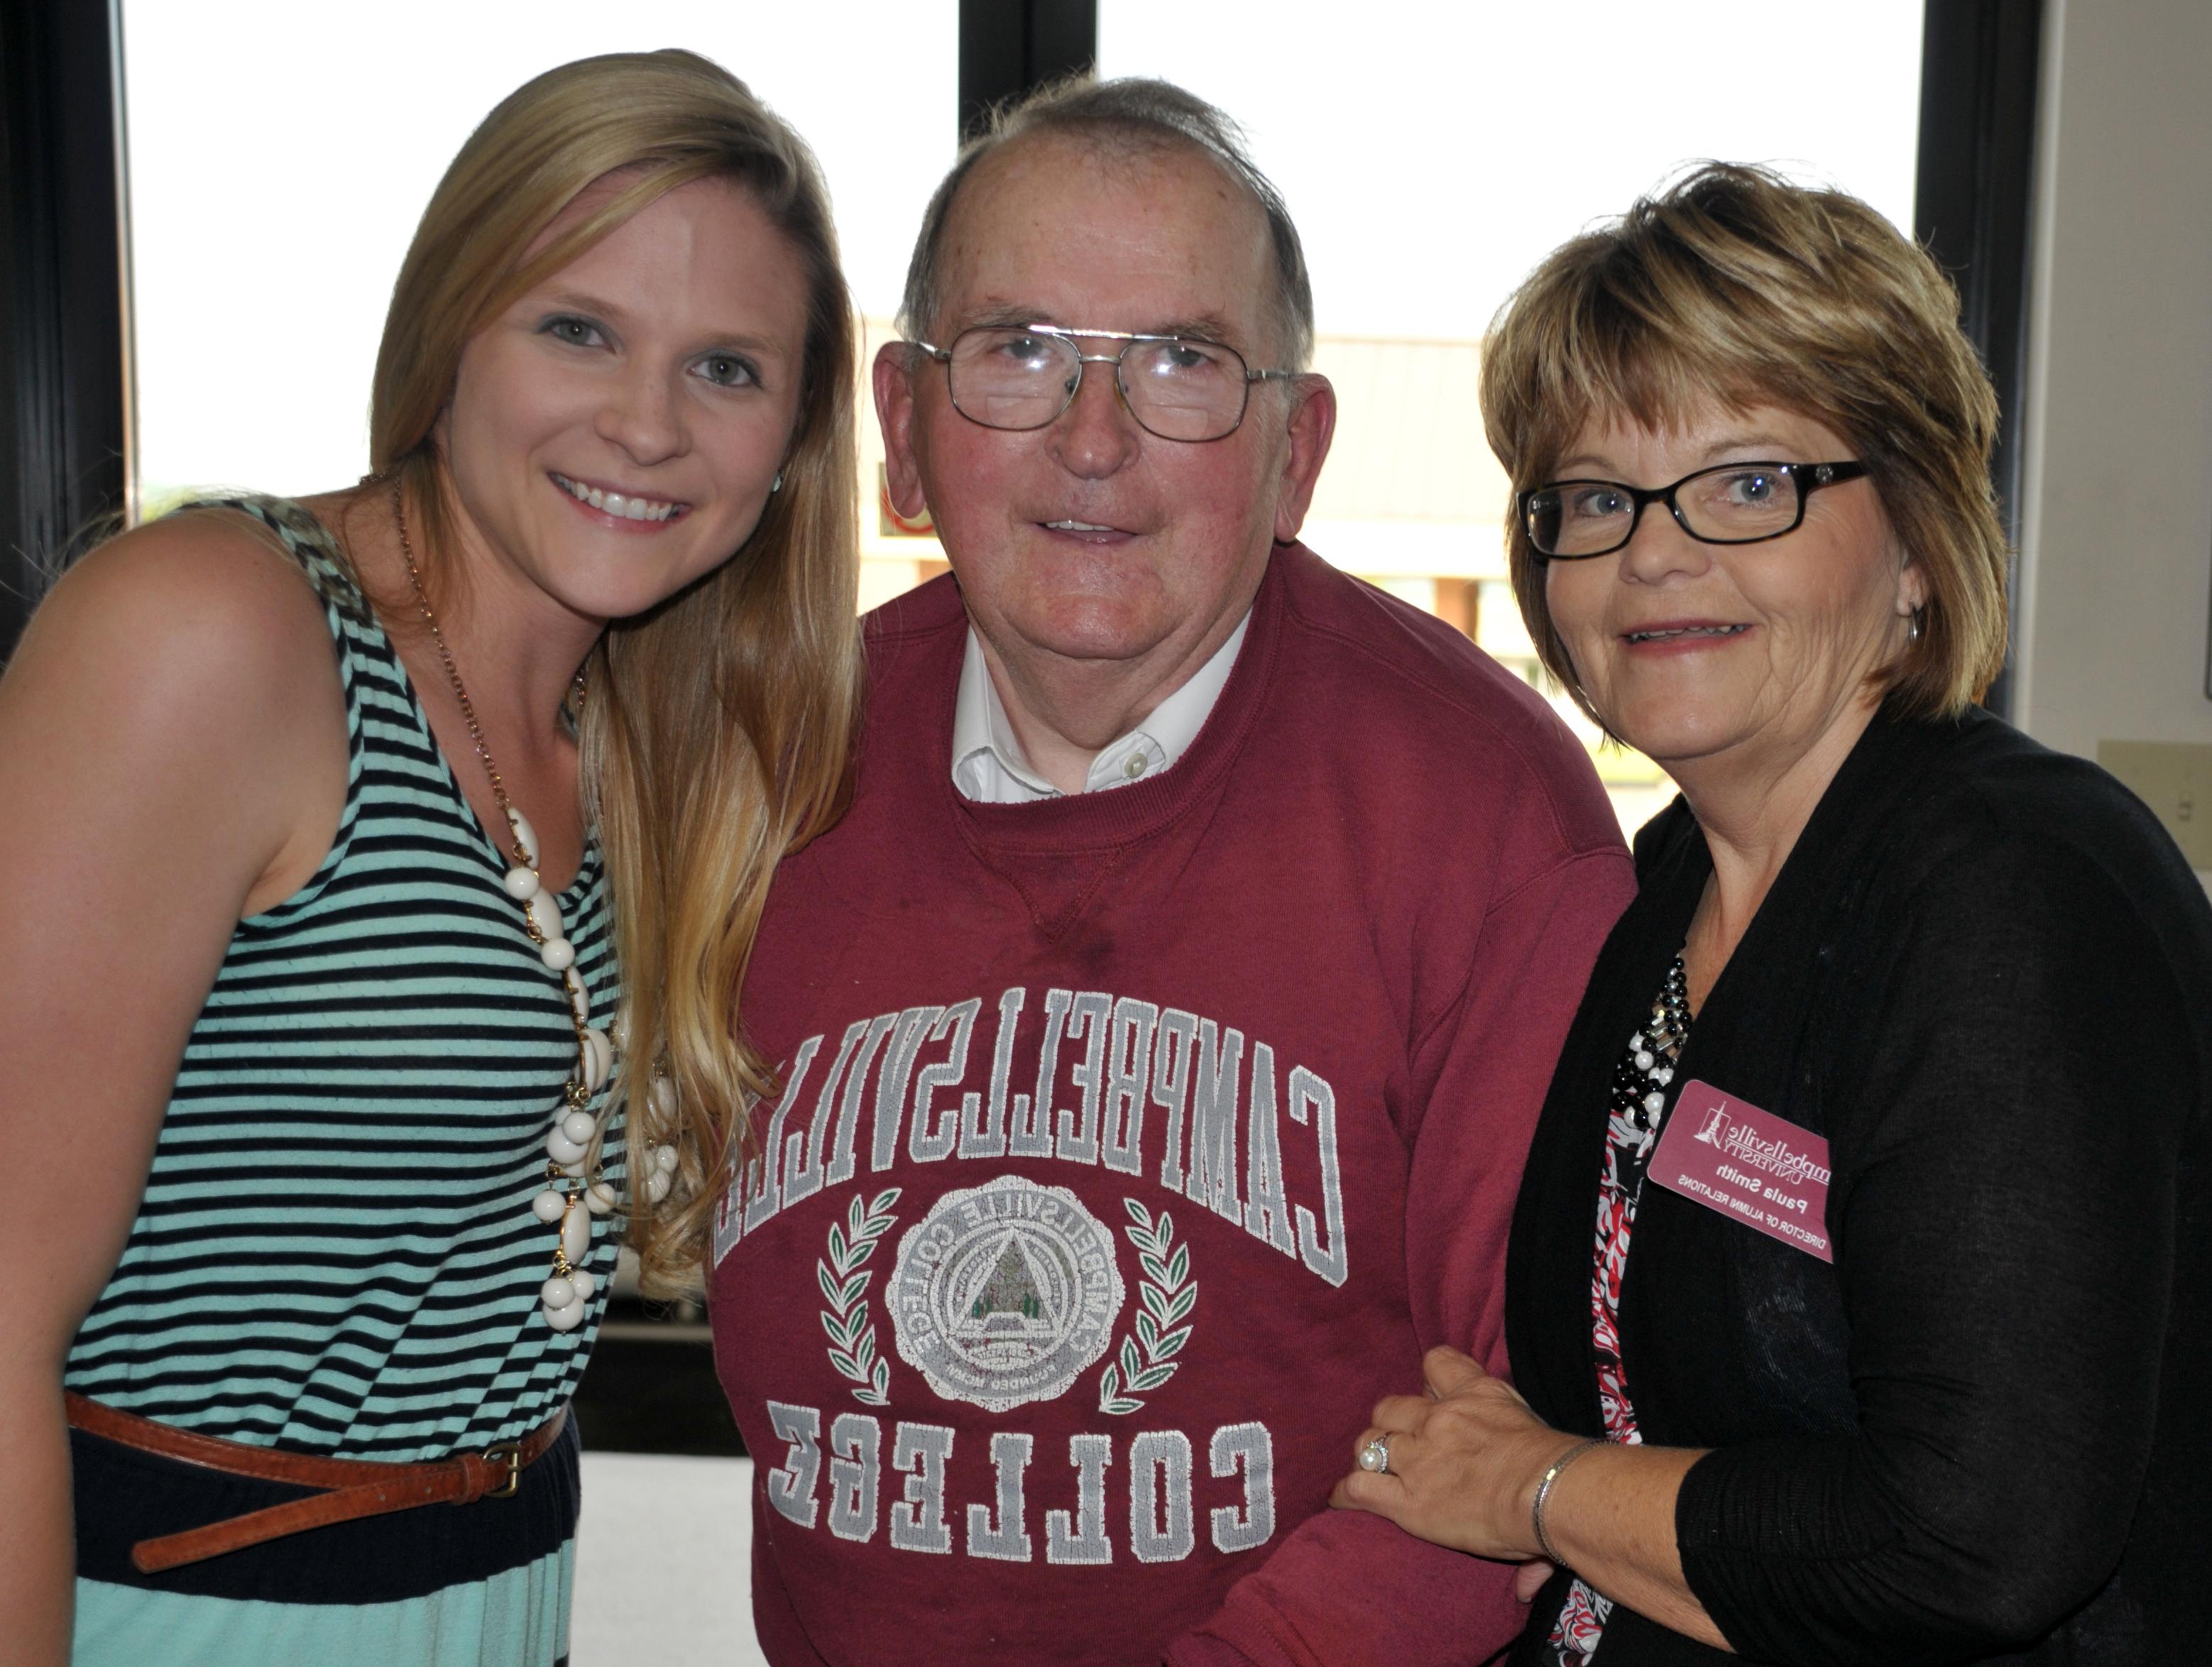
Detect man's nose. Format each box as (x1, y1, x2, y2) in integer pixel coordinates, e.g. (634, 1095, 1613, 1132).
(1046, 356, 1142, 479)
(596, 363, 687, 466)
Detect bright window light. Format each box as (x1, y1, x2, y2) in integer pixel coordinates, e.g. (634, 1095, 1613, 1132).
(121, 1, 953, 506)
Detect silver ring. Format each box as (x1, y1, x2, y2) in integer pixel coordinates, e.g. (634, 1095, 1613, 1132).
(1357, 1434, 1392, 1475)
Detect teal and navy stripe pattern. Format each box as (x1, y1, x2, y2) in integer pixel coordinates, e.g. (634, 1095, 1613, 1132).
(63, 495, 623, 1465)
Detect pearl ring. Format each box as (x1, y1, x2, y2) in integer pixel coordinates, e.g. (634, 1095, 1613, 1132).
(1358, 1434, 1392, 1475)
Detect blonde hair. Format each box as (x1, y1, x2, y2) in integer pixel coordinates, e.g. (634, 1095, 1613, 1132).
(1480, 162, 2009, 726)
(371, 50, 860, 1291)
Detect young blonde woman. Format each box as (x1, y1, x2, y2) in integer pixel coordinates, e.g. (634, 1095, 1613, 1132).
(0, 50, 858, 1666)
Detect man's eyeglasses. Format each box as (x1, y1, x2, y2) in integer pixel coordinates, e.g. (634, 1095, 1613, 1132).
(911, 324, 1298, 443)
(1519, 460, 1871, 561)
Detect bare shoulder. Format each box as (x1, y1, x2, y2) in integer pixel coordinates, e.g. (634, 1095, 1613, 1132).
(46, 504, 334, 640)
(16, 507, 341, 732)
(4, 506, 353, 910)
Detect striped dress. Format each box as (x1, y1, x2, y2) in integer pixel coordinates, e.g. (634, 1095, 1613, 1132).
(62, 496, 622, 1666)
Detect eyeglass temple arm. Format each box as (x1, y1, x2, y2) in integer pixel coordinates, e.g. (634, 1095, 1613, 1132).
(1802, 460, 1869, 492)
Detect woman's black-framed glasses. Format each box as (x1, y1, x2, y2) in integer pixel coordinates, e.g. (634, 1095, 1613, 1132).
(913, 324, 1299, 443)
(1519, 460, 1871, 561)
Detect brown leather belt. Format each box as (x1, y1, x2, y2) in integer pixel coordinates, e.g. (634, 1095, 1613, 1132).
(65, 1392, 569, 1573)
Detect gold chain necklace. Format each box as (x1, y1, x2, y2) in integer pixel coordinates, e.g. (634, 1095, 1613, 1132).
(390, 482, 677, 1330)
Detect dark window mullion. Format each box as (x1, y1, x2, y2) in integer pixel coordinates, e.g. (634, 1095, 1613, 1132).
(0, 0, 131, 661)
(958, 0, 1098, 144)
(1915, 0, 2044, 716)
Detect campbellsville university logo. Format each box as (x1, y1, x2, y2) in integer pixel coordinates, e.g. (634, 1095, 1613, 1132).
(1693, 1104, 1832, 1188)
(888, 1176, 1126, 1414)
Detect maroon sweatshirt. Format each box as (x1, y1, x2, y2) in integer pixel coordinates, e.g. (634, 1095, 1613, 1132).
(707, 545, 1633, 1666)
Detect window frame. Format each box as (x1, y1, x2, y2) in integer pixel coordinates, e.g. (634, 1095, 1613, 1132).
(0, 2, 2041, 670)
(1914, 0, 2044, 717)
(0, 0, 133, 658)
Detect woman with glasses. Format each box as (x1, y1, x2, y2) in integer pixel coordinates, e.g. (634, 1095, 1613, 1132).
(1332, 163, 2210, 1663)
(0, 51, 858, 1666)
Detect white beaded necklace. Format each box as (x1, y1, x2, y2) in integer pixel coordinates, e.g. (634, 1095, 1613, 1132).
(1622, 956, 1691, 1157)
(395, 486, 677, 1330)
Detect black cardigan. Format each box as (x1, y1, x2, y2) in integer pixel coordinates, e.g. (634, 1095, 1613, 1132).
(1504, 706, 2212, 1666)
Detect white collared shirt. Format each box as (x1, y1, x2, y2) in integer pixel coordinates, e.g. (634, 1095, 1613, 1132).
(950, 614, 1251, 803)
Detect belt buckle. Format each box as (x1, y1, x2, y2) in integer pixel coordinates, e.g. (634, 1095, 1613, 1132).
(481, 1443, 522, 1499)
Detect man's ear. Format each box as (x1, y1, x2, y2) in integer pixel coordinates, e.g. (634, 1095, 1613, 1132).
(1271, 374, 1337, 545)
(873, 341, 929, 518)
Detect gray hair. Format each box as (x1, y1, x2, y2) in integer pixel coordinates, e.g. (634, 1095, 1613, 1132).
(897, 76, 1315, 371)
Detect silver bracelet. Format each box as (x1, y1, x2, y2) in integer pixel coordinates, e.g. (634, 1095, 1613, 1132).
(1531, 1438, 1604, 1566)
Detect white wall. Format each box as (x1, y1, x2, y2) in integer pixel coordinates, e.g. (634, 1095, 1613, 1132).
(2013, 0, 2212, 768)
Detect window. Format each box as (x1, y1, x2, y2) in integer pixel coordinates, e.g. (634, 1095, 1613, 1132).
(1100, 0, 1924, 835)
(122, 4, 954, 518)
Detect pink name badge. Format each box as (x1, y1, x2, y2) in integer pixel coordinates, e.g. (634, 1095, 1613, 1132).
(1647, 1081, 1834, 1262)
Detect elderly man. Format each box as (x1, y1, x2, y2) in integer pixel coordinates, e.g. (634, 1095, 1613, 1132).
(704, 78, 1633, 1666)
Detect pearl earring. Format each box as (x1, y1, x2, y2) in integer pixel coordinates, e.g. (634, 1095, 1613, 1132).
(770, 471, 784, 494)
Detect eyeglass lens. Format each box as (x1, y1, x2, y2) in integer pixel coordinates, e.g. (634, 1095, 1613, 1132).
(947, 328, 1249, 442)
(1526, 465, 1808, 557)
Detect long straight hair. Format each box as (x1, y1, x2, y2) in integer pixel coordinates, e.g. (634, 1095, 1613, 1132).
(370, 50, 860, 1291)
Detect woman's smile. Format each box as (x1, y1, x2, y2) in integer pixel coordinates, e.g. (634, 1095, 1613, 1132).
(549, 470, 689, 526)
(1618, 619, 1753, 652)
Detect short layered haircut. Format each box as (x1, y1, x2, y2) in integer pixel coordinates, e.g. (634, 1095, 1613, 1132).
(898, 75, 1315, 370)
(1480, 162, 2009, 723)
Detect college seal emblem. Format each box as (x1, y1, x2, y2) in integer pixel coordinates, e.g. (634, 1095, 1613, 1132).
(888, 1176, 1126, 1413)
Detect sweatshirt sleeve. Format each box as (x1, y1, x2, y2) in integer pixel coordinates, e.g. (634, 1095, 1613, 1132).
(1675, 834, 2194, 1664)
(1166, 845, 1636, 1667)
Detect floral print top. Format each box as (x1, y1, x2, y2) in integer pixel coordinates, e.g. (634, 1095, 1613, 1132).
(1543, 955, 1691, 1665)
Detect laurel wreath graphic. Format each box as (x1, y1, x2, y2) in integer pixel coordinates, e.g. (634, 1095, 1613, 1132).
(818, 1187, 902, 1406)
(1097, 1198, 1196, 1414)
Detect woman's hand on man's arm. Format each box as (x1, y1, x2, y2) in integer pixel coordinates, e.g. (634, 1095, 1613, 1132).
(1328, 1345, 1568, 1559)
(1330, 1347, 1729, 1651)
